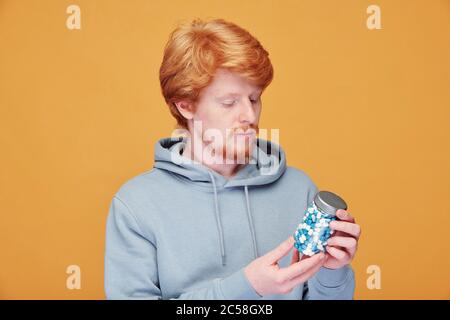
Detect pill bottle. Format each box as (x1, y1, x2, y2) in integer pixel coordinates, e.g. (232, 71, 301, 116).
(294, 191, 347, 256)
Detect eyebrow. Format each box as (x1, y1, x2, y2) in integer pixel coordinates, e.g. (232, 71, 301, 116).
(216, 91, 262, 100)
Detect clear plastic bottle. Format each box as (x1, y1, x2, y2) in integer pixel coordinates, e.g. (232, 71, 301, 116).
(294, 191, 348, 256)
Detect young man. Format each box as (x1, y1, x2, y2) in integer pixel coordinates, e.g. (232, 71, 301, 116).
(104, 18, 361, 299)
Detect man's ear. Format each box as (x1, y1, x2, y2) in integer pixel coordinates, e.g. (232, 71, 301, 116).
(174, 100, 195, 120)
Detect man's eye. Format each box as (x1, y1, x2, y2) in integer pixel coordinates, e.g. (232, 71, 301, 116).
(222, 100, 236, 107)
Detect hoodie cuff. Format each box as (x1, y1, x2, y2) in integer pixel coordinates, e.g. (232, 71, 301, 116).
(314, 265, 353, 288)
(219, 268, 263, 300)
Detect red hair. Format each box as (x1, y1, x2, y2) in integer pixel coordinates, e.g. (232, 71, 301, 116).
(159, 18, 274, 129)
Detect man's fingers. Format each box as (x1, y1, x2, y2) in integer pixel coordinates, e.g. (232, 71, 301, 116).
(264, 236, 295, 264)
(290, 248, 300, 265)
(329, 220, 361, 239)
(278, 252, 325, 281)
(326, 245, 351, 262)
(327, 236, 358, 255)
(336, 209, 355, 223)
(287, 258, 325, 289)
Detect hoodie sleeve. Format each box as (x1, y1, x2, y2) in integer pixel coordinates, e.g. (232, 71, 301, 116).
(303, 265, 355, 300)
(104, 196, 263, 300)
(302, 178, 356, 300)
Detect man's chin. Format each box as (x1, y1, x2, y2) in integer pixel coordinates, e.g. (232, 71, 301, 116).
(223, 147, 254, 164)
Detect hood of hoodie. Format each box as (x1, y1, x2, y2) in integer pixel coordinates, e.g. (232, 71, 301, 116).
(153, 136, 287, 266)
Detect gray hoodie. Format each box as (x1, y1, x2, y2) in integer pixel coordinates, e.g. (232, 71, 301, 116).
(104, 136, 355, 299)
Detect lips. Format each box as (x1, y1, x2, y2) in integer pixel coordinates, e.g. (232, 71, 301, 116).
(233, 128, 257, 136)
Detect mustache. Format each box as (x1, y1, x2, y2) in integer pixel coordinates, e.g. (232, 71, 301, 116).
(232, 125, 259, 134)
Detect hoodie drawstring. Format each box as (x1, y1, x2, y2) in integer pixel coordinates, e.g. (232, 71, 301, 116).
(207, 171, 226, 266)
(244, 185, 259, 259)
(207, 171, 259, 267)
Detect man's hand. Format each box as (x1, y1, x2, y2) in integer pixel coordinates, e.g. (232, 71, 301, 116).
(244, 236, 325, 296)
(324, 209, 361, 269)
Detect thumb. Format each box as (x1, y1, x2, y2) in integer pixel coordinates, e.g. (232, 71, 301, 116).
(264, 236, 295, 264)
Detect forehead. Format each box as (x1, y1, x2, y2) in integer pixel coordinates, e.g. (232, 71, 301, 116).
(202, 68, 262, 97)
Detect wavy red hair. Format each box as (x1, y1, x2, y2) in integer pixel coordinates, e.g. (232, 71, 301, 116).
(159, 18, 274, 129)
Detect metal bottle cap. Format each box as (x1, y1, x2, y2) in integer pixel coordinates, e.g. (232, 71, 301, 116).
(313, 191, 348, 216)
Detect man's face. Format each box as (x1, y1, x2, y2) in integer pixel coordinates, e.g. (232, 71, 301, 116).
(189, 68, 262, 164)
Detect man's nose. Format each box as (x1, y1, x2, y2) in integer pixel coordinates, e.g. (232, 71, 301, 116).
(238, 98, 257, 124)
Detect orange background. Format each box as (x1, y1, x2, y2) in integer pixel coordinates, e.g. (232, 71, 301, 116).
(1, 0, 449, 299)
